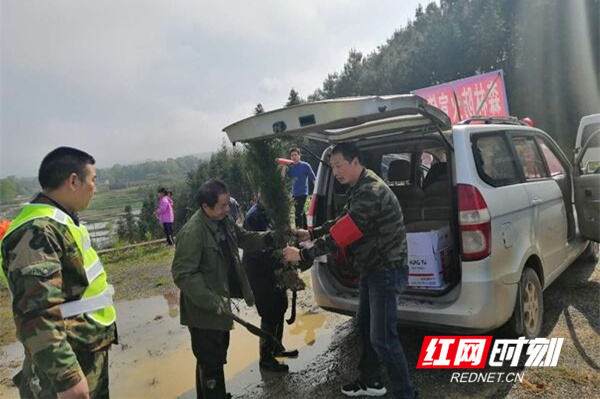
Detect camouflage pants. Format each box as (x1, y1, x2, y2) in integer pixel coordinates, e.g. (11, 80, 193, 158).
(14, 349, 109, 399)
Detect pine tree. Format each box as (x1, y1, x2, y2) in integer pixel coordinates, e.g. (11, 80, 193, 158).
(137, 191, 162, 239)
(245, 138, 306, 291)
(253, 103, 264, 115)
(245, 104, 307, 290)
(286, 88, 302, 107)
(117, 205, 138, 243)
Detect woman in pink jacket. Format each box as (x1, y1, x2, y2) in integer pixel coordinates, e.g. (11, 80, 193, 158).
(156, 187, 175, 246)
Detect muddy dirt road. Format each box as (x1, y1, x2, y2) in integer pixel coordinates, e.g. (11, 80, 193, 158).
(0, 284, 348, 399)
(1, 253, 598, 399)
(230, 255, 599, 399)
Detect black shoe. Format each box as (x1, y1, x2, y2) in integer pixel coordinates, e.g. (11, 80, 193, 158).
(274, 348, 299, 358)
(259, 358, 289, 372)
(341, 379, 387, 397)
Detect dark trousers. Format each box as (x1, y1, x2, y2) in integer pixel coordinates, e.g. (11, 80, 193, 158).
(188, 327, 230, 399)
(163, 222, 174, 245)
(254, 290, 287, 325)
(293, 195, 307, 229)
(16, 349, 109, 399)
(243, 253, 288, 326)
(255, 290, 288, 361)
(244, 253, 288, 359)
(356, 267, 416, 399)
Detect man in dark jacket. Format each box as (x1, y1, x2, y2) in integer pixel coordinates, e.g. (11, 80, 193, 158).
(283, 142, 417, 399)
(242, 199, 298, 373)
(172, 179, 272, 399)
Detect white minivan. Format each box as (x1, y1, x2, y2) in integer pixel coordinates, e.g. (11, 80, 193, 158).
(223, 95, 600, 338)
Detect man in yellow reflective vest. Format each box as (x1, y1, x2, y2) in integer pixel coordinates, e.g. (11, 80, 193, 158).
(0, 147, 117, 399)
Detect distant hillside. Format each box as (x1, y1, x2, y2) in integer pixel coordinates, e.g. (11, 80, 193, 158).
(189, 152, 212, 161)
(96, 155, 201, 189)
(0, 154, 203, 204)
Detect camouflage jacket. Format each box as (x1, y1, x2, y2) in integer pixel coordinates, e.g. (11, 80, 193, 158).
(0, 194, 116, 393)
(301, 168, 407, 272)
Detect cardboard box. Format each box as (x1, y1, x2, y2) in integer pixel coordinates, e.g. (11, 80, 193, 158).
(406, 221, 452, 254)
(406, 221, 453, 288)
(408, 247, 453, 287)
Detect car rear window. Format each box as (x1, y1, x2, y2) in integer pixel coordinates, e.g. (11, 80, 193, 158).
(472, 134, 520, 186)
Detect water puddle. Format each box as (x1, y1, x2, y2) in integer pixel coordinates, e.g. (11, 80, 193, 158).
(288, 310, 327, 346)
(0, 293, 341, 399)
(177, 308, 333, 399)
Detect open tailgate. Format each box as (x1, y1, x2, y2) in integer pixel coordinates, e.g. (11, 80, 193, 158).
(222, 94, 451, 143)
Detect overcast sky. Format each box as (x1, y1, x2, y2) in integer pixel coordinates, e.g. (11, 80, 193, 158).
(1, 0, 423, 177)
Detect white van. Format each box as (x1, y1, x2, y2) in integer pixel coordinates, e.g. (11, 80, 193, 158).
(223, 95, 600, 338)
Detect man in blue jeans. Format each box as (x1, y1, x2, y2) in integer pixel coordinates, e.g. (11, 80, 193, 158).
(283, 142, 416, 399)
(285, 147, 316, 229)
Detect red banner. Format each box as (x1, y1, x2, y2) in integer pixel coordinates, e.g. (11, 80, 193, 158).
(412, 70, 509, 125)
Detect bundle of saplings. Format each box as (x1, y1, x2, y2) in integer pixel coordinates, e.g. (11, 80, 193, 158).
(245, 138, 311, 293)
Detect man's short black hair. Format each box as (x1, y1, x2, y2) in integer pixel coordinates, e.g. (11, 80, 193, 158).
(38, 147, 96, 190)
(289, 147, 301, 156)
(330, 142, 361, 164)
(197, 179, 229, 208)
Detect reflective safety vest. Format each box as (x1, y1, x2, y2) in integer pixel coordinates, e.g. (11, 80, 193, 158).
(0, 204, 116, 326)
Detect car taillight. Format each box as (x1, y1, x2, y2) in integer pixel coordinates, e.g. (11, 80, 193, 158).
(307, 195, 317, 231)
(457, 184, 491, 261)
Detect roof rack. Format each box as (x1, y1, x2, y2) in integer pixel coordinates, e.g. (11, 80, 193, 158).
(456, 116, 526, 126)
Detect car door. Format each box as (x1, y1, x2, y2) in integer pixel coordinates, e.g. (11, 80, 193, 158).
(535, 134, 576, 241)
(574, 129, 600, 242)
(510, 132, 568, 277)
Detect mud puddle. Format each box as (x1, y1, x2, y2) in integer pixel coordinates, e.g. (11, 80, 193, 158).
(0, 292, 345, 399)
(178, 308, 339, 399)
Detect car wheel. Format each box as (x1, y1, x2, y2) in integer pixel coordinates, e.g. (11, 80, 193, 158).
(582, 241, 599, 263)
(502, 267, 543, 339)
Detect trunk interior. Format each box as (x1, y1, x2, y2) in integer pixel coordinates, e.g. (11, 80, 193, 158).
(314, 135, 461, 297)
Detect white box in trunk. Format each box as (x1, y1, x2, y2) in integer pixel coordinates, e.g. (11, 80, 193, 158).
(406, 221, 453, 288)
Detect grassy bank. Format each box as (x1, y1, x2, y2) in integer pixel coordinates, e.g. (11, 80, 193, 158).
(103, 245, 177, 301)
(0, 244, 175, 348)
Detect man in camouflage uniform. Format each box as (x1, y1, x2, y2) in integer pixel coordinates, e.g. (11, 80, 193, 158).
(283, 142, 417, 399)
(0, 147, 117, 399)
